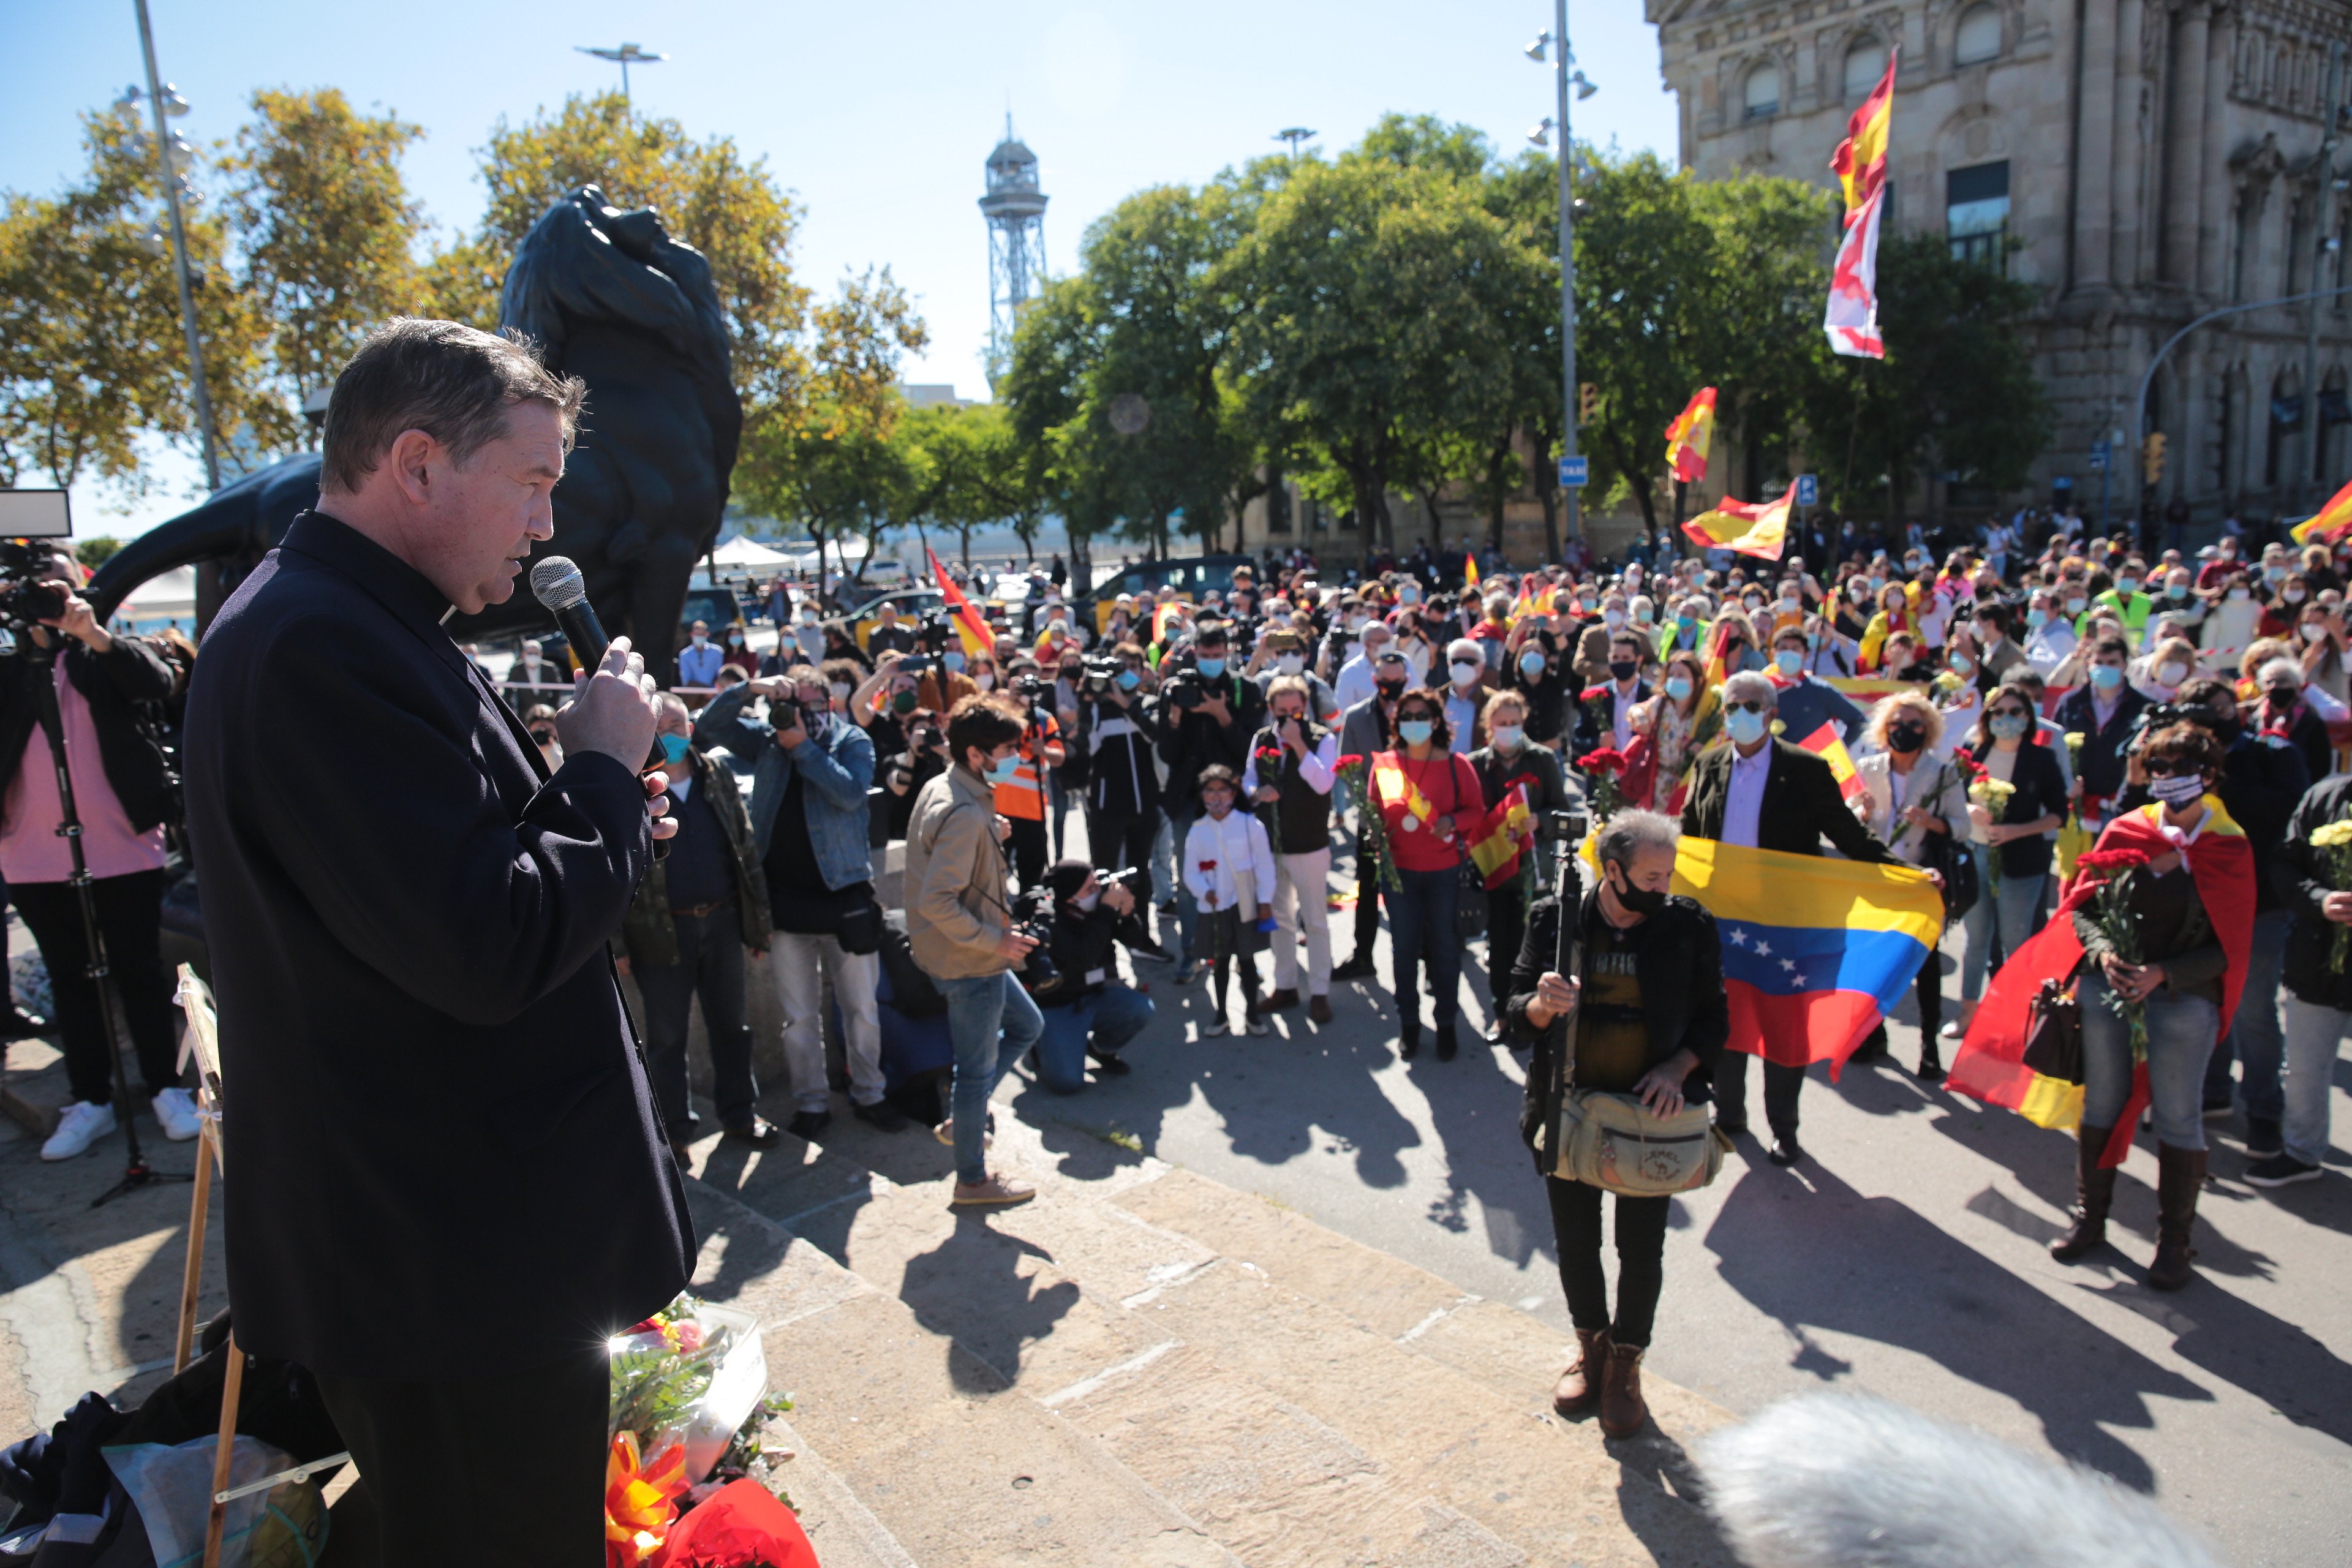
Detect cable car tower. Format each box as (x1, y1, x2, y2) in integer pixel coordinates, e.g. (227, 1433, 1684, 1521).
(979, 118, 1049, 389)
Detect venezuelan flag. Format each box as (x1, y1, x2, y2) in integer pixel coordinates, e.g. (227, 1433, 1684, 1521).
(927, 547, 995, 659)
(1594, 836, 1942, 1072)
(1664, 387, 1717, 484)
(1683, 488, 1793, 560)
(2290, 477, 2352, 546)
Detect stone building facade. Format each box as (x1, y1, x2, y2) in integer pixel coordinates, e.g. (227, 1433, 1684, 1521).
(1651, 0, 2352, 527)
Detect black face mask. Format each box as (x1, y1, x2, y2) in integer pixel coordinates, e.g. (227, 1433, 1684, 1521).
(1609, 660, 1638, 682)
(1376, 676, 1406, 698)
(1608, 865, 1668, 916)
(2210, 717, 2242, 744)
(1886, 722, 1926, 755)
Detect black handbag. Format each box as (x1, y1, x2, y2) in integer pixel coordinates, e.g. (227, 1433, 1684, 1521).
(1435, 755, 1489, 942)
(2020, 976, 2083, 1082)
(1913, 763, 1979, 924)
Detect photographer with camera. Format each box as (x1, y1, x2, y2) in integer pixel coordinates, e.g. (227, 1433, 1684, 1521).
(696, 662, 907, 1139)
(1074, 642, 1161, 880)
(992, 657, 1066, 888)
(1156, 621, 1265, 981)
(1, 548, 190, 1161)
(904, 695, 1045, 1208)
(1030, 859, 1156, 1088)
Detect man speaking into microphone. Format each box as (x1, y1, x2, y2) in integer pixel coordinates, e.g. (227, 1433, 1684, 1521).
(184, 319, 692, 1564)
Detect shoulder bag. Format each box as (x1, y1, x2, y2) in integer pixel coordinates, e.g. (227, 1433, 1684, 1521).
(2019, 976, 2083, 1085)
(1912, 761, 1979, 925)
(1444, 755, 1488, 942)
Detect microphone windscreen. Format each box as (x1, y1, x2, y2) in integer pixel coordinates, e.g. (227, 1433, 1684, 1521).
(529, 556, 587, 612)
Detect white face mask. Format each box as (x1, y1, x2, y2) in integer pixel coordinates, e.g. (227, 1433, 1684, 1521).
(2157, 662, 2188, 686)
(974, 672, 997, 691)
(2302, 621, 2328, 643)
(1450, 660, 1482, 688)
(1074, 889, 1102, 913)
(829, 681, 852, 701)
(691, 633, 709, 647)
(1276, 653, 1305, 676)
(1602, 609, 1624, 630)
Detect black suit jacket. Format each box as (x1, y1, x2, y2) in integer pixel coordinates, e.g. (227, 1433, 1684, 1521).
(184, 512, 692, 1379)
(1680, 739, 1898, 864)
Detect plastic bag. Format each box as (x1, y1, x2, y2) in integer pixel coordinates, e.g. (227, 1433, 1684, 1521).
(101, 1438, 328, 1568)
(610, 1298, 768, 1485)
(2054, 809, 2094, 887)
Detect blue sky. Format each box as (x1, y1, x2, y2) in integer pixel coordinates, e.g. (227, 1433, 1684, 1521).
(4, 1, 1681, 536)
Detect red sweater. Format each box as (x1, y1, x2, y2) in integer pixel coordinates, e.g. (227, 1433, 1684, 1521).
(1376, 750, 1482, 873)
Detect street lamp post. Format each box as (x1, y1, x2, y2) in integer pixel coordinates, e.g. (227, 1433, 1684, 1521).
(2301, 42, 2345, 509)
(130, 0, 219, 494)
(576, 42, 666, 105)
(1528, 6, 1594, 546)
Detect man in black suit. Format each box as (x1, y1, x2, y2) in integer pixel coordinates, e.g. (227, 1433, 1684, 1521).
(1680, 669, 1905, 1166)
(184, 320, 692, 1565)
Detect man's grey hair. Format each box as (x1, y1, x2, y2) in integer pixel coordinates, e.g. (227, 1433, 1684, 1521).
(1447, 638, 1482, 663)
(2259, 657, 2305, 688)
(320, 318, 587, 494)
(1594, 808, 1681, 872)
(650, 692, 690, 728)
(1723, 669, 1777, 707)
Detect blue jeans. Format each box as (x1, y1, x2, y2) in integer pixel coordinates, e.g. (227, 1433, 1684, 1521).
(2204, 908, 2290, 1120)
(1387, 862, 1463, 1030)
(2080, 970, 2220, 1152)
(1961, 847, 2046, 1002)
(936, 971, 1044, 1184)
(1164, 802, 1202, 965)
(2280, 995, 2348, 1165)
(1035, 983, 1155, 1093)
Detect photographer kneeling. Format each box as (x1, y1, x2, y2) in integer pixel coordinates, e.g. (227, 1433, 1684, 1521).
(0, 551, 189, 1161)
(1503, 809, 1726, 1439)
(1032, 859, 1156, 1090)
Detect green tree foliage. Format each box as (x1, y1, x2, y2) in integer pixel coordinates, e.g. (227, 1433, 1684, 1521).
(220, 88, 426, 451)
(0, 110, 271, 494)
(75, 536, 123, 569)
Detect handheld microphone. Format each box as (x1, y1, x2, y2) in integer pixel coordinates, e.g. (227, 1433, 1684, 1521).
(528, 556, 608, 673)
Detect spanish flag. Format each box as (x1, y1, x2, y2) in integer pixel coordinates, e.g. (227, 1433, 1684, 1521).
(2290, 476, 2352, 545)
(1831, 48, 1897, 221)
(1468, 783, 1535, 889)
(1683, 488, 1793, 560)
(1664, 387, 1717, 484)
(1464, 551, 1480, 588)
(1371, 750, 1438, 830)
(1826, 677, 1915, 709)
(927, 547, 994, 660)
(1949, 802, 2255, 1169)
(1793, 722, 1867, 805)
(1587, 834, 1943, 1072)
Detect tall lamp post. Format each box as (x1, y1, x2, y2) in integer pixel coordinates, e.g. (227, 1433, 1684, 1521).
(127, 0, 219, 494)
(2300, 42, 2345, 509)
(1527, 9, 1597, 546)
(576, 42, 666, 105)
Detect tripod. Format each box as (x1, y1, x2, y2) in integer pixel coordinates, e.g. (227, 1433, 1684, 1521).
(16, 629, 190, 1207)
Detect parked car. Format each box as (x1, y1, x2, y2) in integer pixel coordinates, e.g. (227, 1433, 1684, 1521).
(1087, 554, 1253, 633)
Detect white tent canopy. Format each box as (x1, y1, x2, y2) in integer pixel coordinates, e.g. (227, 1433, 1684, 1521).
(709, 537, 793, 568)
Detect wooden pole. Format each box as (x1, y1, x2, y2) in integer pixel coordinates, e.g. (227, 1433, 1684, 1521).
(203, 1330, 245, 1568)
(171, 1123, 213, 1374)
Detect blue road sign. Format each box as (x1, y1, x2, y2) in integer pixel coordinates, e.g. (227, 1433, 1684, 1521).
(2087, 444, 2110, 471)
(1794, 473, 1819, 507)
(1558, 455, 1589, 488)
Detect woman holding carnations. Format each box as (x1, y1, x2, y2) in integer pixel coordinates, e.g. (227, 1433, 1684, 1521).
(2053, 720, 2255, 1290)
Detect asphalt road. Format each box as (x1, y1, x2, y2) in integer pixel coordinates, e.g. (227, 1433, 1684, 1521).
(993, 835, 2352, 1568)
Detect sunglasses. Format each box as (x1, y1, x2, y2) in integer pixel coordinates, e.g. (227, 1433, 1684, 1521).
(1725, 699, 1767, 715)
(2141, 759, 2197, 777)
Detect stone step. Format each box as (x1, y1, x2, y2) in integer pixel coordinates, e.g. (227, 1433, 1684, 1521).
(685, 1107, 1737, 1567)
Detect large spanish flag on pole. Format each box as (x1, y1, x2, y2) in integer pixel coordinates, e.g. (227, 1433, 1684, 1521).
(1664, 387, 1717, 484)
(2290, 475, 2352, 545)
(927, 546, 995, 659)
(1683, 488, 1794, 560)
(1831, 49, 1896, 219)
(1824, 187, 1887, 360)
(1589, 835, 1943, 1073)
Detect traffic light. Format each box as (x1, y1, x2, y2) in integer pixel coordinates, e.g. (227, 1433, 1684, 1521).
(2142, 432, 2166, 485)
(1578, 382, 1599, 428)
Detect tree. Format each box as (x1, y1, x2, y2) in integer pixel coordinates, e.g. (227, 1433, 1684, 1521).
(75, 536, 123, 569)
(220, 88, 425, 451)
(0, 108, 270, 495)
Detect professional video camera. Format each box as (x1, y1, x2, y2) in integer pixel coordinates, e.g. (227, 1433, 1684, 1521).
(1160, 670, 1205, 710)
(1012, 671, 1047, 707)
(1080, 654, 1121, 696)
(1009, 886, 1066, 1000)
(0, 540, 70, 633)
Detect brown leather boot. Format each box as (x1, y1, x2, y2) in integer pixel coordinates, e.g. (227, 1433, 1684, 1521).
(1552, 1328, 1607, 1416)
(1598, 1339, 1648, 1439)
(2048, 1124, 2117, 1262)
(2148, 1142, 2207, 1291)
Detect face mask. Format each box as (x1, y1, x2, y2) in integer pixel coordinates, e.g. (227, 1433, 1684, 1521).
(691, 633, 709, 647)
(1852, 584, 1872, 602)
(2267, 687, 2299, 709)
(2149, 771, 2204, 806)
(1603, 609, 1624, 630)
(1724, 706, 1767, 746)
(1197, 657, 1229, 680)
(2116, 578, 2139, 595)
(2026, 609, 2047, 630)
(1349, 615, 1371, 634)
(984, 752, 1022, 785)
(1868, 578, 1887, 594)
(1376, 675, 1406, 698)
(2230, 587, 2251, 602)
(944, 650, 966, 673)
(1518, 650, 1548, 677)
(1398, 718, 1436, 747)
(2090, 663, 2124, 690)
(974, 672, 997, 690)
(1277, 653, 1305, 676)
(1779, 595, 1799, 613)
(1665, 674, 1693, 701)
(2166, 584, 2188, 600)
(1451, 660, 1483, 688)
(728, 632, 744, 646)
(2286, 589, 2307, 603)
(1774, 649, 1803, 675)
(659, 733, 692, 764)
(1398, 586, 1420, 605)
(1677, 614, 1697, 633)
(799, 611, 818, 625)
(829, 681, 852, 701)
(1634, 607, 1654, 624)
(2302, 621, 2328, 643)
(1610, 658, 1639, 682)
(1949, 654, 1972, 674)
(1608, 866, 1669, 916)
(2067, 596, 2088, 614)
(1074, 889, 1102, 913)
(2156, 662, 2187, 686)
(1743, 597, 1765, 612)
(2266, 566, 2288, 583)
(891, 690, 919, 714)
(1988, 712, 2030, 741)
(2211, 717, 2242, 743)
(1887, 720, 1926, 755)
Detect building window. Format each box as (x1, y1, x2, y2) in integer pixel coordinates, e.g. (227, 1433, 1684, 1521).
(1954, 4, 2002, 67)
(1947, 160, 2011, 269)
(1743, 64, 1779, 119)
(1844, 36, 1890, 100)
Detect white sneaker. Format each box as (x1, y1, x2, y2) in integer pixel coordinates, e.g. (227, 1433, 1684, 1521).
(1245, 1014, 1270, 1037)
(1203, 1016, 1230, 1038)
(152, 1087, 200, 1142)
(40, 1100, 116, 1162)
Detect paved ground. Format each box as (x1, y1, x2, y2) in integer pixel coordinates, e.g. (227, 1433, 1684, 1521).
(997, 886, 2352, 1568)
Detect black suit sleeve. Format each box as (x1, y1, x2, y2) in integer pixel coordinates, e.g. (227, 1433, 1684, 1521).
(245, 613, 652, 1027)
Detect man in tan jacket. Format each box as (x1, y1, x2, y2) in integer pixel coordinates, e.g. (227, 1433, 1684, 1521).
(904, 695, 1044, 1207)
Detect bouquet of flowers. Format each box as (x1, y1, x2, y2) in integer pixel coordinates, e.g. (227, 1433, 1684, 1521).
(2074, 846, 2151, 1058)
(1335, 754, 1401, 892)
(1955, 748, 2016, 891)
(2310, 818, 2352, 968)
(2055, 731, 2094, 882)
(1575, 747, 1629, 823)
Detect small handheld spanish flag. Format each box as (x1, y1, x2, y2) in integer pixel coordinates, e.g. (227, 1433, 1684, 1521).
(1464, 551, 1480, 589)
(1663, 388, 1716, 484)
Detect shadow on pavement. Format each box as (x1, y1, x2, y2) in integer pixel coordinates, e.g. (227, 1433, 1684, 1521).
(898, 1215, 1079, 1391)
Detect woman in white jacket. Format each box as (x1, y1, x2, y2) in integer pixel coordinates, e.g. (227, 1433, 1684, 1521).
(1849, 691, 1972, 1079)
(1183, 764, 1276, 1037)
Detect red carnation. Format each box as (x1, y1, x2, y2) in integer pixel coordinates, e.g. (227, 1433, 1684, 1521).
(1576, 748, 1629, 776)
(1336, 753, 1365, 769)
(2073, 848, 2150, 876)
